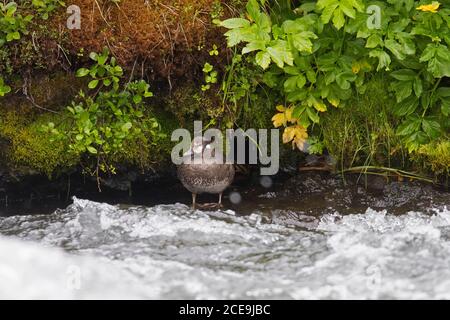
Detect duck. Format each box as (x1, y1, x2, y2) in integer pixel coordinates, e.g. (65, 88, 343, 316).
(177, 136, 235, 209)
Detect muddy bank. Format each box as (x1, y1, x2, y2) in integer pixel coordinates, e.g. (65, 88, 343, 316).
(1, 167, 448, 218)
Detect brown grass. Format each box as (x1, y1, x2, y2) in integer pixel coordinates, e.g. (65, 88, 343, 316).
(65, 0, 226, 81)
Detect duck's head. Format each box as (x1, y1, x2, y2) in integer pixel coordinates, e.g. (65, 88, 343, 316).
(183, 136, 215, 160)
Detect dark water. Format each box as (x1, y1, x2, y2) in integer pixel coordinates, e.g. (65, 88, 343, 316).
(0, 173, 449, 299)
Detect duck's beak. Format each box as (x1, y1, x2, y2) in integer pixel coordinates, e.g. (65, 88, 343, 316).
(183, 149, 193, 157)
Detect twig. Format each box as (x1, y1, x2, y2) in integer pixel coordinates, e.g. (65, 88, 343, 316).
(22, 76, 60, 114)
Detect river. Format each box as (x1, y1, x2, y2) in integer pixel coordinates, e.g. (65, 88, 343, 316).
(0, 174, 449, 299)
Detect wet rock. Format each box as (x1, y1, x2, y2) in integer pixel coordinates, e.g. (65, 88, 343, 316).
(282, 172, 344, 195)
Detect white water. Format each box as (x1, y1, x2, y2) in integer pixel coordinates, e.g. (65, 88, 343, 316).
(1, 197, 450, 299)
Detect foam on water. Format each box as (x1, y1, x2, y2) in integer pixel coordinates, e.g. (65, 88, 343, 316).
(0, 197, 449, 299)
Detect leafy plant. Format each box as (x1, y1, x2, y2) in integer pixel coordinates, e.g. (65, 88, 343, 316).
(76, 48, 124, 91)
(32, 0, 65, 20)
(201, 62, 218, 91)
(44, 49, 161, 189)
(0, 76, 11, 97)
(0, 2, 33, 46)
(220, 0, 450, 154)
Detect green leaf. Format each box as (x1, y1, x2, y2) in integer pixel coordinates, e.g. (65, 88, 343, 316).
(202, 63, 213, 73)
(336, 72, 357, 90)
(390, 80, 413, 102)
(340, 0, 356, 18)
(393, 96, 418, 116)
(282, 20, 305, 34)
(422, 119, 441, 139)
(284, 76, 299, 92)
(306, 70, 317, 84)
(88, 79, 99, 89)
(404, 131, 429, 152)
(291, 31, 317, 53)
(246, 0, 260, 22)
(122, 122, 132, 131)
(284, 74, 306, 92)
(385, 39, 406, 60)
(332, 7, 346, 30)
(366, 34, 383, 49)
(413, 78, 423, 97)
(436, 87, 450, 98)
(255, 51, 271, 70)
(306, 107, 320, 123)
(220, 18, 250, 29)
(284, 66, 300, 75)
(87, 146, 98, 154)
(369, 49, 391, 71)
(287, 89, 308, 102)
(133, 95, 142, 104)
(319, 1, 339, 24)
(296, 74, 307, 88)
(76, 68, 90, 77)
(441, 99, 450, 116)
(292, 105, 306, 119)
(419, 44, 450, 78)
(89, 52, 98, 61)
(267, 41, 294, 68)
(390, 69, 416, 81)
(397, 117, 421, 136)
(242, 40, 266, 54)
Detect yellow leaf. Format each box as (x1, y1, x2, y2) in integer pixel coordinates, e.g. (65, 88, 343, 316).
(314, 100, 327, 112)
(306, 95, 327, 112)
(416, 1, 440, 13)
(282, 125, 308, 150)
(352, 61, 361, 74)
(272, 113, 286, 128)
(272, 106, 295, 127)
(328, 97, 340, 107)
(276, 105, 286, 112)
(283, 126, 296, 143)
(285, 107, 294, 122)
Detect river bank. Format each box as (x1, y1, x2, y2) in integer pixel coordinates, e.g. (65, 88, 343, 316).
(1, 167, 448, 218)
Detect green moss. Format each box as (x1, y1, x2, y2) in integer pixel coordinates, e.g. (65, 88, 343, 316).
(163, 83, 221, 126)
(412, 139, 450, 177)
(110, 109, 177, 172)
(0, 107, 178, 177)
(0, 112, 78, 177)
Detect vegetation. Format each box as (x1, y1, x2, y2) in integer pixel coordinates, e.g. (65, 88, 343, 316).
(0, 0, 448, 188)
(219, 0, 449, 182)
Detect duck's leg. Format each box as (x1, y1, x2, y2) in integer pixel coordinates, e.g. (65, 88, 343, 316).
(192, 193, 197, 209)
(218, 193, 223, 208)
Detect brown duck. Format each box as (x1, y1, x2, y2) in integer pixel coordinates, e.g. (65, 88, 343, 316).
(177, 136, 235, 209)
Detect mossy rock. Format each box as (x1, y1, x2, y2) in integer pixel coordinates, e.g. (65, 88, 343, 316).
(0, 111, 78, 177)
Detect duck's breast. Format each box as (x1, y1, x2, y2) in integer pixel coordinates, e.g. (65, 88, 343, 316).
(177, 163, 235, 194)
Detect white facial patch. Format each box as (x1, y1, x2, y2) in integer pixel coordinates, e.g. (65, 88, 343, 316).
(193, 145, 203, 154)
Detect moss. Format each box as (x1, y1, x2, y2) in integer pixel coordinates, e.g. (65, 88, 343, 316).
(0, 107, 179, 177)
(109, 110, 178, 172)
(0, 112, 78, 177)
(412, 139, 450, 178)
(162, 83, 222, 126)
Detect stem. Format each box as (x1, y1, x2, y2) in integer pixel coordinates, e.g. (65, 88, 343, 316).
(422, 78, 441, 117)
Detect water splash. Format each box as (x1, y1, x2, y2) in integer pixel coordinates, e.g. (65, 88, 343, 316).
(0, 197, 449, 299)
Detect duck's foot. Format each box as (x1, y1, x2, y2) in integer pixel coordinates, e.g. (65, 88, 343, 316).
(195, 202, 222, 210)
